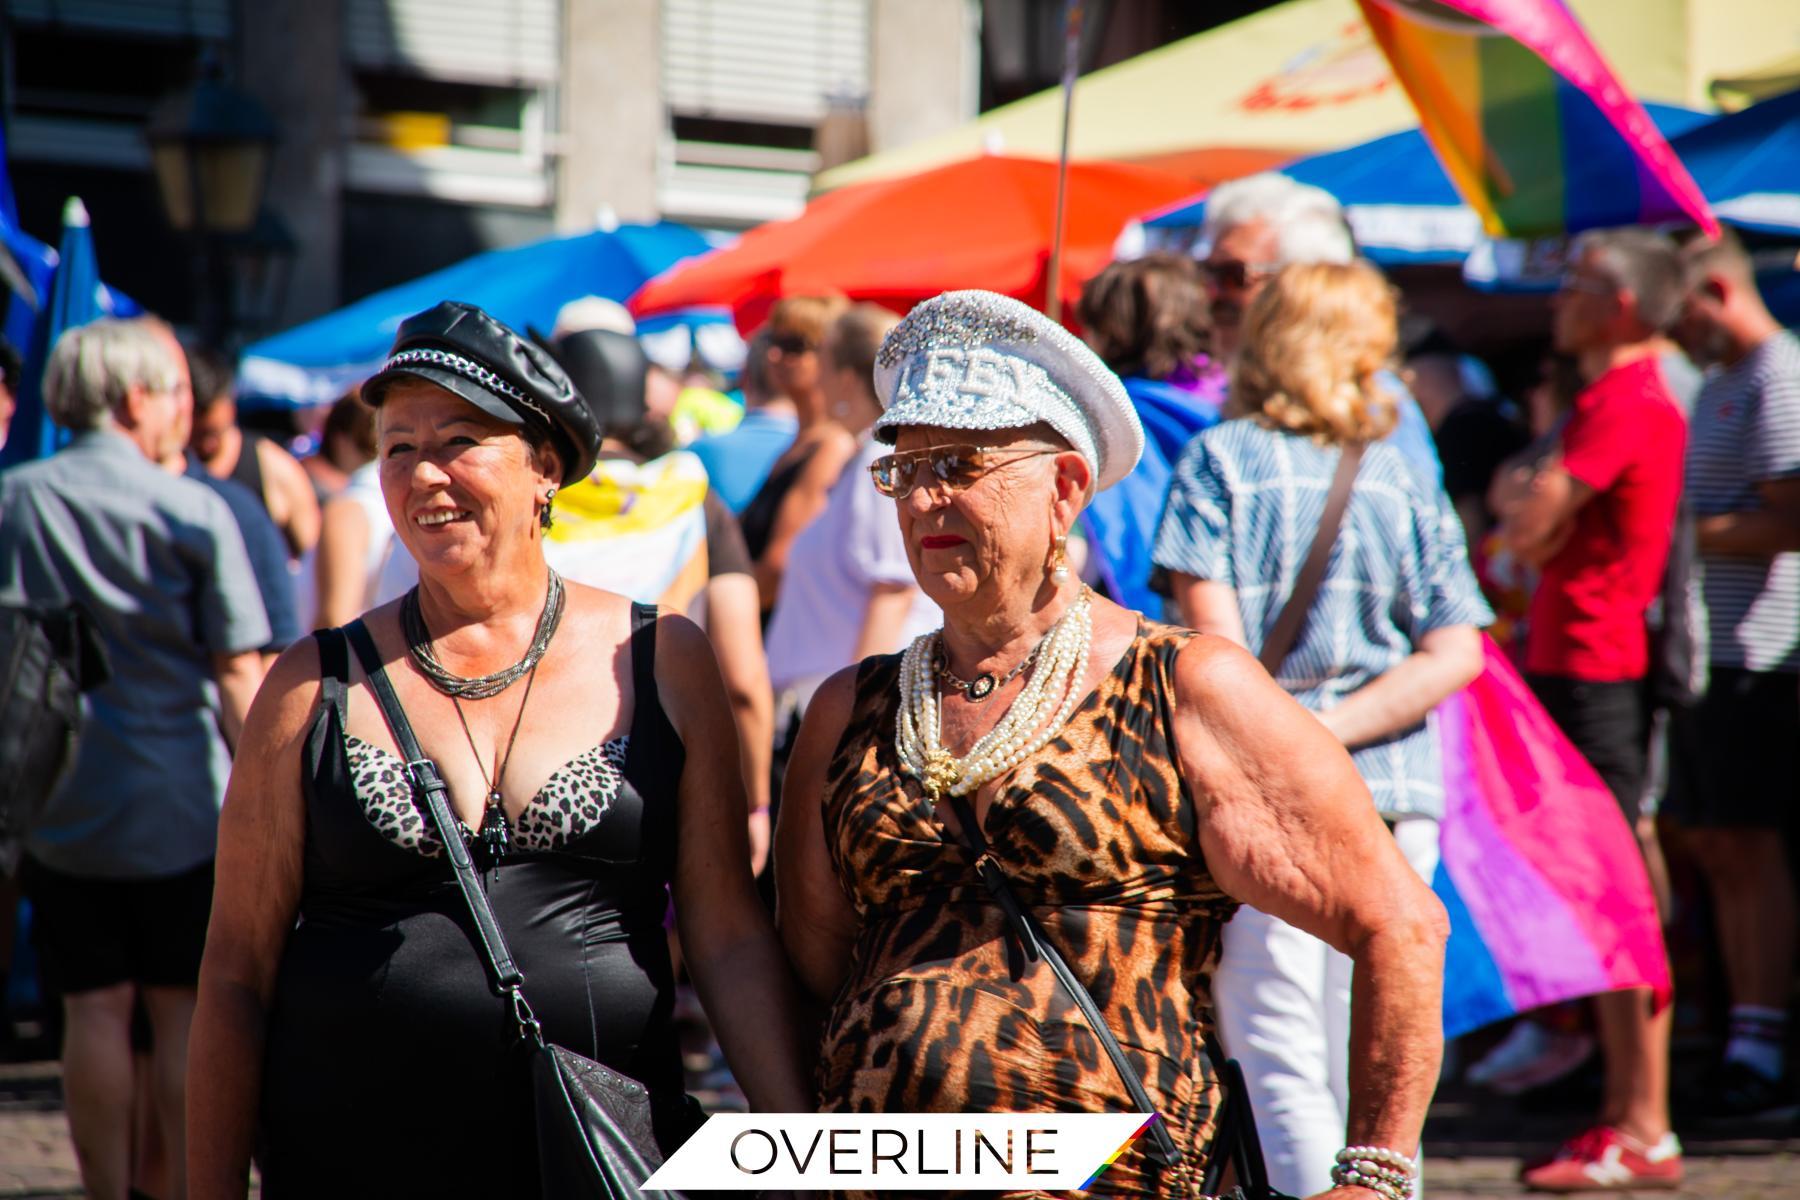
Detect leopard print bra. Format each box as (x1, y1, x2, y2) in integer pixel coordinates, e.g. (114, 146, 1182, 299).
(816, 621, 1239, 1199)
(344, 734, 630, 857)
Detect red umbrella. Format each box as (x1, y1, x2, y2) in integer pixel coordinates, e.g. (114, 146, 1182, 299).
(627, 155, 1201, 332)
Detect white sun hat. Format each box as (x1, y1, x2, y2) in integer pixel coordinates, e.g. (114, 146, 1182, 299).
(871, 290, 1144, 493)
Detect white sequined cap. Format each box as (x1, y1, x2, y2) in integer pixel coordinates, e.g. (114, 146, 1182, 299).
(872, 290, 1144, 492)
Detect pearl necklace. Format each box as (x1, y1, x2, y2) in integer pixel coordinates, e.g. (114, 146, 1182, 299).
(895, 588, 1094, 800)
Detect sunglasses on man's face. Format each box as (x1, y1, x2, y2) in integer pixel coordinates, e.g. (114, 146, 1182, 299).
(868, 443, 1062, 500)
(770, 333, 815, 355)
(1199, 258, 1279, 291)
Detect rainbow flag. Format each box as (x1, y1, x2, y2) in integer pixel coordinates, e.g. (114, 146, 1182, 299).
(1435, 639, 1671, 1037)
(1357, 0, 1718, 239)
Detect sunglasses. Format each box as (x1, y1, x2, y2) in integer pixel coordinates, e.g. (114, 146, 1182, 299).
(770, 332, 815, 355)
(1200, 258, 1280, 290)
(868, 443, 1062, 500)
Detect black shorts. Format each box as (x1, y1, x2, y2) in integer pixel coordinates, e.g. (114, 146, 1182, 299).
(1526, 673, 1650, 823)
(1664, 666, 1800, 831)
(20, 857, 214, 995)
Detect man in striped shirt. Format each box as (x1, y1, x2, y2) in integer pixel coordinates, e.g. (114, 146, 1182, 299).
(1666, 229, 1800, 1119)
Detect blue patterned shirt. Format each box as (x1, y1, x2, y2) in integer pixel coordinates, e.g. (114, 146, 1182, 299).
(1152, 420, 1492, 818)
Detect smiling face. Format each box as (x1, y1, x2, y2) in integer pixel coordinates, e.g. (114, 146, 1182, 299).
(376, 379, 559, 579)
(889, 423, 1091, 613)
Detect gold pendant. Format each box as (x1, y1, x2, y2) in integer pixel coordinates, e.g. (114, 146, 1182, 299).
(922, 748, 961, 799)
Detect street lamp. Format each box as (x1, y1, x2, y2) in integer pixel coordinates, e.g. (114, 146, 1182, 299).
(146, 55, 279, 344)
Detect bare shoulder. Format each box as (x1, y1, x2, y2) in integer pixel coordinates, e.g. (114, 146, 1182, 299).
(1172, 631, 1274, 703)
(799, 664, 863, 747)
(238, 635, 326, 763)
(256, 434, 311, 484)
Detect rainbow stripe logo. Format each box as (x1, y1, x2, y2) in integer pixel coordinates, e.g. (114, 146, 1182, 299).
(1079, 1113, 1160, 1190)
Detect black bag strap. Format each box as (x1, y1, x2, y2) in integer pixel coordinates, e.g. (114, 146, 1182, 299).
(342, 619, 544, 1042)
(1259, 442, 1363, 676)
(943, 792, 1183, 1169)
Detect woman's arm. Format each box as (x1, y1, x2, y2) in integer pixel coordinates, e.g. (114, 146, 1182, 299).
(313, 496, 371, 631)
(773, 667, 862, 1003)
(1172, 637, 1448, 1167)
(256, 437, 323, 559)
(702, 571, 775, 873)
(188, 641, 318, 1199)
(1316, 625, 1484, 749)
(657, 614, 812, 1112)
(1167, 573, 1249, 647)
(851, 582, 921, 661)
(752, 429, 856, 608)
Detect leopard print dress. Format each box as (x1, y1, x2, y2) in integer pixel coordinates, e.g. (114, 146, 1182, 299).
(817, 621, 1239, 1198)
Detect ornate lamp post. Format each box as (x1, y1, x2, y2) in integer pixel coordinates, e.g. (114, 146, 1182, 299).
(146, 57, 279, 346)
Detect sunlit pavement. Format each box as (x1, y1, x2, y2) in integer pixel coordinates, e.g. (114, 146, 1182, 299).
(2, 1058, 1798, 1197)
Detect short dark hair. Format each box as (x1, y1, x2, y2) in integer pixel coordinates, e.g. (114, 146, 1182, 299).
(185, 343, 236, 411)
(1677, 225, 1756, 289)
(1077, 254, 1210, 380)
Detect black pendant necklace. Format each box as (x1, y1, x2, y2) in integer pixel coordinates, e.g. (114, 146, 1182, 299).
(451, 661, 539, 864)
(936, 639, 1040, 704)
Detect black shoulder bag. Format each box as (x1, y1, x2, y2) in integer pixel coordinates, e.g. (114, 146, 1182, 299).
(943, 793, 1295, 1200)
(0, 602, 110, 874)
(341, 620, 687, 1200)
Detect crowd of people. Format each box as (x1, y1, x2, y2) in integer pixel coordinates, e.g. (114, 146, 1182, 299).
(0, 170, 1795, 1199)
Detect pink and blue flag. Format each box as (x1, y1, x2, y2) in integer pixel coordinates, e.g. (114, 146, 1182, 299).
(1435, 639, 1671, 1037)
(1357, 0, 1718, 239)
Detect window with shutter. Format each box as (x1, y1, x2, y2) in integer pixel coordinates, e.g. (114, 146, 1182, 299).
(663, 0, 870, 126)
(345, 0, 560, 85)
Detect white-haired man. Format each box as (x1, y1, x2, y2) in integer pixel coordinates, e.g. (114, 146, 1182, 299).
(0, 317, 268, 1200)
(1199, 172, 1444, 486)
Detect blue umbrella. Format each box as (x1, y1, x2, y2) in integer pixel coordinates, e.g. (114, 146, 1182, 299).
(1, 197, 108, 469)
(1671, 86, 1800, 236)
(1138, 102, 1710, 266)
(238, 221, 732, 409)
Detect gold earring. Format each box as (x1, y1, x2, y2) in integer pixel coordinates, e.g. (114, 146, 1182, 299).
(1049, 533, 1070, 584)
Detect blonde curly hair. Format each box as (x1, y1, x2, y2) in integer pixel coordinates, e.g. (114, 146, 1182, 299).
(1226, 261, 1399, 445)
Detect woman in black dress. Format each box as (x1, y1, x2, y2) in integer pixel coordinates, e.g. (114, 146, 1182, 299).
(188, 302, 811, 1198)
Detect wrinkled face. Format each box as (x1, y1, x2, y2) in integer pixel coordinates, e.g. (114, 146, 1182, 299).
(376, 379, 556, 577)
(888, 424, 1087, 610)
(189, 393, 236, 462)
(1202, 218, 1281, 362)
(1552, 247, 1624, 355)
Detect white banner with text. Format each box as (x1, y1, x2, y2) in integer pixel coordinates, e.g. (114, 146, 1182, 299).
(641, 1112, 1157, 1191)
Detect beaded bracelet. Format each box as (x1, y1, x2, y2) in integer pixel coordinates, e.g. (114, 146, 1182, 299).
(1329, 1163, 1410, 1200)
(1332, 1146, 1418, 1199)
(1338, 1145, 1419, 1174)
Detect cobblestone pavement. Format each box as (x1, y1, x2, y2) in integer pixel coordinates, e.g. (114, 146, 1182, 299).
(3, 1059, 1798, 1197)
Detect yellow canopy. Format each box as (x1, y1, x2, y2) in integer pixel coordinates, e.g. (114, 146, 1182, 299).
(817, 0, 1797, 192)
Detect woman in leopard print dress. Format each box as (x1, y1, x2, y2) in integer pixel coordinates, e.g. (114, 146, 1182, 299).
(776, 291, 1450, 1199)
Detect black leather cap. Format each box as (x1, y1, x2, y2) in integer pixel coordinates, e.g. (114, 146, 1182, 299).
(364, 301, 601, 483)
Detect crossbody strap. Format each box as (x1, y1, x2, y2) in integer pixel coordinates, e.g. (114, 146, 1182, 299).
(342, 620, 543, 1042)
(1258, 442, 1364, 677)
(944, 793, 1183, 1169)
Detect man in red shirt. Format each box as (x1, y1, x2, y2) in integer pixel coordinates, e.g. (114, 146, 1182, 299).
(1495, 227, 1687, 1192)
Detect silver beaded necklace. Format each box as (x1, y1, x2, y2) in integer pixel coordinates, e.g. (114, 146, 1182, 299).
(401, 571, 566, 700)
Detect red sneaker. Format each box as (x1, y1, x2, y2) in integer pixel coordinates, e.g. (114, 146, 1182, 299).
(1521, 1126, 1683, 1192)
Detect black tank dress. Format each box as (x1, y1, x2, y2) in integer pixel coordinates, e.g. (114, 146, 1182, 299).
(259, 604, 688, 1197)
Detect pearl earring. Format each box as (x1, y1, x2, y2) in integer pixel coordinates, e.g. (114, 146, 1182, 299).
(1049, 533, 1070, 584)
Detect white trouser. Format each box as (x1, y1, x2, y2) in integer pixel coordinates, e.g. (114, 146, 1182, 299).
(1212, 816, 1441, 1198)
